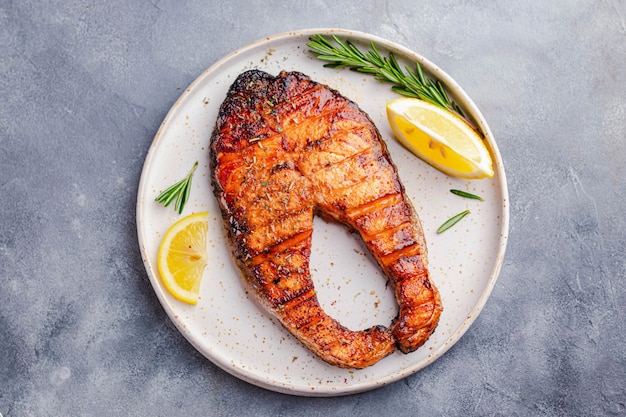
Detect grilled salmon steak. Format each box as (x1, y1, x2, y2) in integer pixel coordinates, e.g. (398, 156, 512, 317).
(210, 70, 442, 368)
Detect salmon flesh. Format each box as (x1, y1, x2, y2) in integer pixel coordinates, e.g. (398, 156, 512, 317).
(210, 70, 442, 368)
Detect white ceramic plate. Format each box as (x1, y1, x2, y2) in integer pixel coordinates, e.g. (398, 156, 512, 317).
(136, 28, 509, 396)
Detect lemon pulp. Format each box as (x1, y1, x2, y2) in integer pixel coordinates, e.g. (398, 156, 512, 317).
(386, 97, 494, 179)
(157, 212, 209, 305)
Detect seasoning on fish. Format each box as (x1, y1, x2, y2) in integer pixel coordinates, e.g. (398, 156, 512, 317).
(210, 70, 442, 368)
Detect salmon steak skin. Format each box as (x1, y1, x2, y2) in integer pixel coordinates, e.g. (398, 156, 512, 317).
(210, 69, 442, 368)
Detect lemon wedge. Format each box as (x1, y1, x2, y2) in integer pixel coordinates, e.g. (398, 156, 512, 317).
(157, 212, 209, 305)
(386, 97, 494, 179)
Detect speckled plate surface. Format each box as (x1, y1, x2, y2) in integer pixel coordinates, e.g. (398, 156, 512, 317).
(136, 28, 509, 396)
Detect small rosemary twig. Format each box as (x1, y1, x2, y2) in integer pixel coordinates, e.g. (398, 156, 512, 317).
(450, 189, 484, 201)
(437, 210, 470, 234)
(155, 161, 198, 214)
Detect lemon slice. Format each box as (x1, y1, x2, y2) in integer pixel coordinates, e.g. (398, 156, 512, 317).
(386, 97, 494, 179)
(157, 212, 209, 305)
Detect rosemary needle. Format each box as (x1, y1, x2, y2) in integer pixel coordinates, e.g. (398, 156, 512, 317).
(437, 210, 470, 234)
(155, 161, 198, 214)
(450, 189, 484, 201)
(307, 34, 465, 119)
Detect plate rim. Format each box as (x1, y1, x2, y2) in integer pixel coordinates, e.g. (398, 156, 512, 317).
(136, 27, 509, 396)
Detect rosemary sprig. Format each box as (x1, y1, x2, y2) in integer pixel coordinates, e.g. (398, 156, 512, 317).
(155, 161, 198, 214)
(437, 210, 470, 234)
(450, 189, 483, 201)
(307, 34, 465, 118)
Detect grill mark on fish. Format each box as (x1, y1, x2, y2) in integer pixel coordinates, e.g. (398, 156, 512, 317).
(211, 70, 442, 368)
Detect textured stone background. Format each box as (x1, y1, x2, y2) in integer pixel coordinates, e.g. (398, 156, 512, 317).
(1, 1, 625, 416)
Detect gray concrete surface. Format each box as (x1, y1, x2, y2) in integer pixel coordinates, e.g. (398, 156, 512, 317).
(1, 1, 625, 416)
